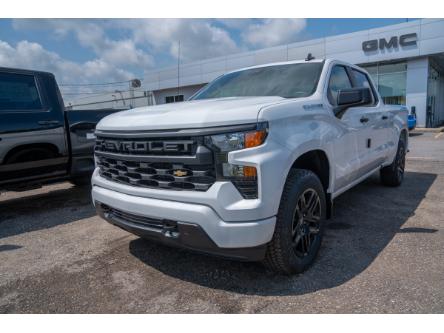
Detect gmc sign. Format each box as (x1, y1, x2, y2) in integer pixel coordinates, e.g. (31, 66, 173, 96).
(362, 33, 417, 52)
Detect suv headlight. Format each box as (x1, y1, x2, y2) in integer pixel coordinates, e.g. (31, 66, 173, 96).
(205, 122, 268, 198)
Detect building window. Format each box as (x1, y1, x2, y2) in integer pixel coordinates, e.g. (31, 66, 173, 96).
(360, 61, 407, 105)
(165, 94, 184, 103)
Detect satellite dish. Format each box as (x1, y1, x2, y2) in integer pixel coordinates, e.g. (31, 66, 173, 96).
(131, 79, 141, 88)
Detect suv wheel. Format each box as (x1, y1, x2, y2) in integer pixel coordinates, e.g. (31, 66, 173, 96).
(264, 169, 326, 275)
(380, 136, 406, 187)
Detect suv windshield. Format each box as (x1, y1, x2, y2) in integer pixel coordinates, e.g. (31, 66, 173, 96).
(192, 62, 323, 100)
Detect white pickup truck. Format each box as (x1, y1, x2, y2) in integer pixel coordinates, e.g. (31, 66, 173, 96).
(92, 58, 408, 274)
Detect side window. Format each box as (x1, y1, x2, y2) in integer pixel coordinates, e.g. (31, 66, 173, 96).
(327, 66, 352, 106)
(351, 69, 377, 105)
(0, 72, 43, 111)
(352, 69, 371, 88)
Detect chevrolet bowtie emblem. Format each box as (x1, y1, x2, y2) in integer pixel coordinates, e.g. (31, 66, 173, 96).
(173, 170, 188, 177)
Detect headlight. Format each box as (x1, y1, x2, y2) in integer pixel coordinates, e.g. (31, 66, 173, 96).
(205, 122, 268, 199)
(209, 125, 268, 152)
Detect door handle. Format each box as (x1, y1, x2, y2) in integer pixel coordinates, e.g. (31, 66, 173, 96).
(360, 117, 369, 123)
(38, 120, 61, 126)
(382, 115, 389, 120)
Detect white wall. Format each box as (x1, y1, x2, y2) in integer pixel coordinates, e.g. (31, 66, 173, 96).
(406, 57, 429, 127)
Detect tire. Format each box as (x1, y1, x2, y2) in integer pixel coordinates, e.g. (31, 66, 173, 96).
(70, 177, 91, 187)
(264, 169, 326, 275)
(380, 136, 406, 187)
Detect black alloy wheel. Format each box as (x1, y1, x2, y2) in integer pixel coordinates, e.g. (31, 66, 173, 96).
(291, 188, 322, 258)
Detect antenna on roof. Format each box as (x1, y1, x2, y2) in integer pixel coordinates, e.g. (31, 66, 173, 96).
(177, 40, 181, 97)
(305, 53, 315, 61)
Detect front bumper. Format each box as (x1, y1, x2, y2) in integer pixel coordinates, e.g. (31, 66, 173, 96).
(92, 185, 276, 260)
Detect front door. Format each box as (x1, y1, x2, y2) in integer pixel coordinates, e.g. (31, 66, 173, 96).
(326, 65, 362, 192)
(348, 68, 386, 176)
(0, 71, 68, 184)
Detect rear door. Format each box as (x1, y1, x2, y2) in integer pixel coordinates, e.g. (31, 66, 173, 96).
(0, 70, 69, 183)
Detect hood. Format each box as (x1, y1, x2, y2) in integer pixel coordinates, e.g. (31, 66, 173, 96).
(96, 96, 284, 131)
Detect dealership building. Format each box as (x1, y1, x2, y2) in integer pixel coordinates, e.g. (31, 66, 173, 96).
(142, 19, 444, 128)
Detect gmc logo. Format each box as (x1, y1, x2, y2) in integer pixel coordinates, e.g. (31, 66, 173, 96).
(362, 33, 417, 52)
(96, 139, 194, 153)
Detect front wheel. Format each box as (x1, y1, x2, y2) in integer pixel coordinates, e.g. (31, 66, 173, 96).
(380, 137, 406, 187)
(70, 177, 91, 187)
(264, 169, 326, 275)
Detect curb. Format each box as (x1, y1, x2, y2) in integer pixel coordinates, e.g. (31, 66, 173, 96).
(411, 127, 444, 134)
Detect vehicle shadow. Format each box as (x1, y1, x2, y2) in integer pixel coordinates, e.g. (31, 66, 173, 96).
(129, 171, 437, 296)
(0, 184, 95, 239)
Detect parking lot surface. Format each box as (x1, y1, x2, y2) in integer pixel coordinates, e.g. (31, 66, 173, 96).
(0, 132, 443, 313)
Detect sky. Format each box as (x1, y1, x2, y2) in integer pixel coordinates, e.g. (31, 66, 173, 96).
(0, 18, 414, 98)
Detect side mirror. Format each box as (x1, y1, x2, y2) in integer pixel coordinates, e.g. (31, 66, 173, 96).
(335, 87, 372, 118)
(337, 87, 372, 106)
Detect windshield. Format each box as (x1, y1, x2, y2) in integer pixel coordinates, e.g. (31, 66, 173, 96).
(192, 62, 323, 100)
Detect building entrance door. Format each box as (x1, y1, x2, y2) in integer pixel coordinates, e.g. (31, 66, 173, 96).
(427, 61, 444, 127)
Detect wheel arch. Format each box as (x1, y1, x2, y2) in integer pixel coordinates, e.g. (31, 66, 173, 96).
(288, 149, 333, 218)
(3, 143, 60, 164)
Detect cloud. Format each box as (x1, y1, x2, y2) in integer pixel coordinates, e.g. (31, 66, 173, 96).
(0, 40, 134, 85)
(12, 19, 154, 67)
(216, 18, 256, 30)
(101, 39, 153, 67)
(12, 18, 240, 64)
(10, 19, 308, 66)
(121, 19, 240, 62)
(242, 19, 307, 48)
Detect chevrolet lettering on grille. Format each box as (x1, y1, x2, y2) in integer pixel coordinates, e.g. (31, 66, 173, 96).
(96, 139, 194, 154)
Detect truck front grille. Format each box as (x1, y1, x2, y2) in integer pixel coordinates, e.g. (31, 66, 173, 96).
(95, 134, 218, 193)
(97, 156, 215, 191)
(95, 134, 216, 192)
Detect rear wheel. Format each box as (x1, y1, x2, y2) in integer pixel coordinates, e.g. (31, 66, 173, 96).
(264, 169, 326, 275)
(380, 136, 406, 187)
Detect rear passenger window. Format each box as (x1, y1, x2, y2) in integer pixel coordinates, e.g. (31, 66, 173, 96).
(0, 72, 43, 111)
(327, 66, 352, 106)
